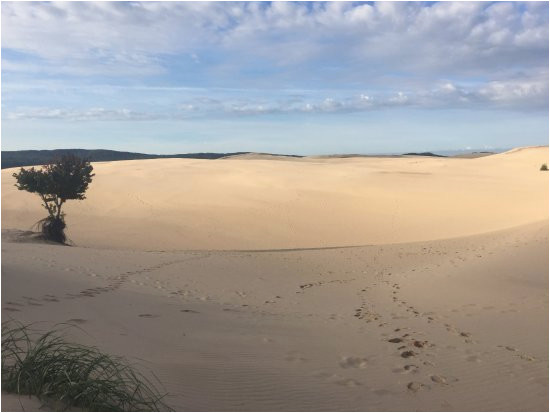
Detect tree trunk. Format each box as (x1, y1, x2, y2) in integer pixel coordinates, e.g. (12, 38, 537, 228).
(41, 216, 67, 244)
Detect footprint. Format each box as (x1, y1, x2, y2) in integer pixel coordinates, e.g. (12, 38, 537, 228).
(335, 378, 363, 387)
(401, 351, 416, 358)
(312, 371, 338, 380)
(2, 307, 20, 312)
(465, 355, 482, 363)
(393, 364, 419, 374)
(430, 375, 448, 385)
(407, 381, 429, 392)
(339, 356, 369, 369)
(180, 309, 199, 314)
(138, 314, 160, 318)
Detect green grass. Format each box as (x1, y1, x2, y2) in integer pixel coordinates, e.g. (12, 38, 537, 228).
(2, 321, 171, 411)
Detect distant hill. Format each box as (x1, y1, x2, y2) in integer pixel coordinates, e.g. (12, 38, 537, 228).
(219, 152, 304, 160)
(402, 152, 447, 157)
(4, 148, 507, 169)
(1, 149, 255, 169)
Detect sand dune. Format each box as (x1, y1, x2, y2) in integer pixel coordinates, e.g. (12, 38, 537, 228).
(1, 146, 548, 411)
(2, 221, 547, 411)
(2, 146, 548, 251)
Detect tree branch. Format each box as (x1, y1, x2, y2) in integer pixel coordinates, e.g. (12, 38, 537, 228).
(39, 194, 54, 217)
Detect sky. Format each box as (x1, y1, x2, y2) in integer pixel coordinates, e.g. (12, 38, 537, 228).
(1, 1, 549, 155)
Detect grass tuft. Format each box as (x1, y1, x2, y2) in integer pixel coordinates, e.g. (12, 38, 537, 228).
(540, 163, 548, 171)
(2, 321, 171, 411)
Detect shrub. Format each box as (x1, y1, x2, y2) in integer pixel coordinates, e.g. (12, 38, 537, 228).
(12, 155, 94, 243)
(540, 163, 548, 171)
(2, 321, 170, 411)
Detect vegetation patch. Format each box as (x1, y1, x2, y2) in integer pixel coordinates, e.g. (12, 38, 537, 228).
(12, 155, 94, 244)
(2, 321, 170, 411)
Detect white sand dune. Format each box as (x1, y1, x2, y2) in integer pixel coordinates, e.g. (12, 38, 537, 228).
(1, 146, 548, 411)
(2, 146, 548, 250)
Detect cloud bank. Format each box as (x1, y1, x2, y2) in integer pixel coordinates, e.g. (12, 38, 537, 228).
(1, 2, 548, 153)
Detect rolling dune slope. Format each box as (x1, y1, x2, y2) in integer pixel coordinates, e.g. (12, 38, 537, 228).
(1, 146, 548, 411)
(1, 220, 547, 411)
(1, 146, 548, 251)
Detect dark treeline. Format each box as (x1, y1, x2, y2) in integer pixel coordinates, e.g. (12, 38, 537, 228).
(2, 149, 303, 168)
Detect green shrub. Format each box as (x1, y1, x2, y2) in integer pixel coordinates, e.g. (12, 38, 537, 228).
(2, 321, 170, 411)
(12, 155, 94, 243)
(540, 163, 548, 171)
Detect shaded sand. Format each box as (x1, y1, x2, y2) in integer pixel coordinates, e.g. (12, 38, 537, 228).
(1, 392, 47, 412)
(2, 146, 548, 250)
(2, 222, 547, 411)
(1, 146, 548, 411)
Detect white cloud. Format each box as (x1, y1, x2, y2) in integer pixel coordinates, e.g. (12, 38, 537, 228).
(1, 2, 547, 116)
(478, 77, 549, 108)
(2, 2, 547, 78)
(3, 107, 157, 121)
(6, 75, 546, 122)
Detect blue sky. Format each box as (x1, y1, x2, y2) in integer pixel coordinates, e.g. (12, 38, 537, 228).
(2, 1, 548, 154)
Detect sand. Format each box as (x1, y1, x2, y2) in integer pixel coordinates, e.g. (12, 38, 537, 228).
(2, 146, 548, 251)
(1, 146, 548, 411)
